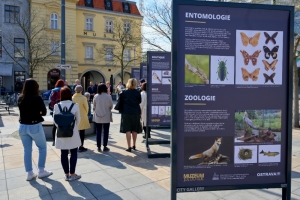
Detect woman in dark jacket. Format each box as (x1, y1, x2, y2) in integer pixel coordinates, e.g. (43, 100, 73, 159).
(120, 78, 142, 152)
(18, 79, 53, 181)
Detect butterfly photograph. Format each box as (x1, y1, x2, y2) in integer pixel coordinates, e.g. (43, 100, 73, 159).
(240, 50, 261, 66)
(263, 46, 279, 59)
(264, 32, 278, 44)
(262, 60, 278, 71)
(241, 68, 260, 82)
(263, 73, 276, 84)
(240, 32, 260, 47)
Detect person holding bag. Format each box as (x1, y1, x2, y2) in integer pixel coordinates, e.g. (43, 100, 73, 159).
(93, 84, 113, 152)
(18, 79, 53, 181)
(53, 87, 81, 181)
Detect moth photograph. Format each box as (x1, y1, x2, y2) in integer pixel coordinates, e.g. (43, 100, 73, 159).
(210, 56, 235, 84)
(235, 110, 282, 143)
(234, 145, 258, 164)
(184, 136, 233, 166)
(235, 30, 283, 85)
(185, 54, 209, 85)
(258, 144, 281, 163)
(152, 70, 162, 84)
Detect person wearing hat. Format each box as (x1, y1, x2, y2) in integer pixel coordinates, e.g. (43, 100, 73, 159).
(72, 85, 90, 152)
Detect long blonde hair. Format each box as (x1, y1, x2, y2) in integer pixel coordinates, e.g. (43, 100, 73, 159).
(126, 78, 137, 90)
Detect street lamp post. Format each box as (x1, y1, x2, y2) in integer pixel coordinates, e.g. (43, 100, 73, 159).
(61, 0, 66, 80)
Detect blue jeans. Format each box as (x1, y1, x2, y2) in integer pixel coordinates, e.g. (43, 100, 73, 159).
(19, 123, 47, 172)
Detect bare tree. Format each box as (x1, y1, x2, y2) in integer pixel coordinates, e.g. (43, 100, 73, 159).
(96, 17, 141, 83)
(1, 3, 61, 78)
(142, 0, 171, 51)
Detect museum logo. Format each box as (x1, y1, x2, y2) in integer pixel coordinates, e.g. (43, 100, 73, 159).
(212, 172, 219, 180)
(183, 173, 204, 182)
(257, 172, 281, 177)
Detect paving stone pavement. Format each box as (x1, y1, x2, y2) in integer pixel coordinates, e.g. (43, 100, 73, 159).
(0, 102, 300, 199)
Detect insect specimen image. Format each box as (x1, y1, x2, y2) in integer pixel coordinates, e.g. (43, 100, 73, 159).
(185, 55, 209, 84)
(217, 58, 228, 81)
(263, 46, 279, 59)
(240, 50, 261, 66)
(262, 60, 278, 71)
(240, 32, 260, 47)
(264, 32, 278, 44)
(263, 73, 276, 84)
(241, 68, 260, 82)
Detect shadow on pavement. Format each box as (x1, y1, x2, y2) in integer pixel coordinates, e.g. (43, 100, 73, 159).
(0, 144, 12, 148)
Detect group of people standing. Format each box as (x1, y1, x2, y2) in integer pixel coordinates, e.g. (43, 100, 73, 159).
(17, 77, 149, 182)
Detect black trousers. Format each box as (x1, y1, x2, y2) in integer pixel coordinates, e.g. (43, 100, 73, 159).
(52, 125, 57, 145)
(79, 130, 85, 147)
(95, 123, 110, 147)
(61, 148, 77, 174)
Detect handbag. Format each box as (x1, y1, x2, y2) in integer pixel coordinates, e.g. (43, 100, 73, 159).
(114, 92, 124, 112)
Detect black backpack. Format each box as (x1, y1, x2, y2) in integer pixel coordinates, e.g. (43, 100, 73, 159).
(54, 103, 76, 138)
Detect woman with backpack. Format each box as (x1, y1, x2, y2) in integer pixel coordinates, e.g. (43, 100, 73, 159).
(18, 79, 53, 181)
(53, 86, 82, 181)
(49, 79, 65, 146)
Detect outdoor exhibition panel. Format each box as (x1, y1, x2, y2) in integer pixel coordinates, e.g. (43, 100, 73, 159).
(140, 63, 147, 80)
(171, 1, 293, 199)
(131, 68, 140, 80)
(147, 52, 172, 128)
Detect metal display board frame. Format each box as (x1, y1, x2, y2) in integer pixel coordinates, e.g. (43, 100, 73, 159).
(146, 51, 172, 158)
(171, 1, 293, 200)
(140, 63, 147, 80)
(130, 67, 141, 79)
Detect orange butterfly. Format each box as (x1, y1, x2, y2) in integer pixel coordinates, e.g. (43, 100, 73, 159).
(241, 68, 260, 82)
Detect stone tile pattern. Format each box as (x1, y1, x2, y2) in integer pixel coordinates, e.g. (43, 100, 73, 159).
(0, 103, 300, 200)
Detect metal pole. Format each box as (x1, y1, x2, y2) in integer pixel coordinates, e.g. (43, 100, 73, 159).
(134, 47, 136, 68)
(61, 0, 66, 81)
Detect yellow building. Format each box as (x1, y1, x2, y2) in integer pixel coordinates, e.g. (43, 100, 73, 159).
(29, 0, 79, 91)
(76, 0, 143, 91)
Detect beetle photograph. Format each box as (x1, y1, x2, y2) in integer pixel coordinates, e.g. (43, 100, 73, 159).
(210, 55, 235, 84)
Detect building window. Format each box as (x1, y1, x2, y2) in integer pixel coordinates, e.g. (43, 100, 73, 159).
(124, 22, 130, 34)
(0, 37, 2, 58)
(50, 13, 58, 29)
(5, 5, 20, 23)
(106, 48, 113, 61)
(86, 18, 93, 31)
(106, 20, 113, 33)
(14, 71, 25, 92)
(51, 41, 59, 56)
(124, 49, 130, 61)
(14, 38, 25, 58)
(85, 46, 93, 59)
(105, 0, 113, 10)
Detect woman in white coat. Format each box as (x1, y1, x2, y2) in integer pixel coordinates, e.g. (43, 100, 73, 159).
(53, 87, 81, 181)
(140, 83, 151, 139)
(93, 83, 113, 152)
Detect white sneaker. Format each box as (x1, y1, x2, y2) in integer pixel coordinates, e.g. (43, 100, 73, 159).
(68, 174, 81, 182)
(38, 170, 53, 179)
(26, 173, 37, 181)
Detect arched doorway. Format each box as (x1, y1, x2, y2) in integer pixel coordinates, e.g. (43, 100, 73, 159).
(114, 71, 130, 88)
(80, 70, 105, 91)
(47, 69, 60, 90)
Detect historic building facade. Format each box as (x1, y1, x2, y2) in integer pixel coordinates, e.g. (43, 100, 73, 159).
(76, 0, 142, 91)
(0, 0, 30, 93)
(30, 0, 79, 91)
